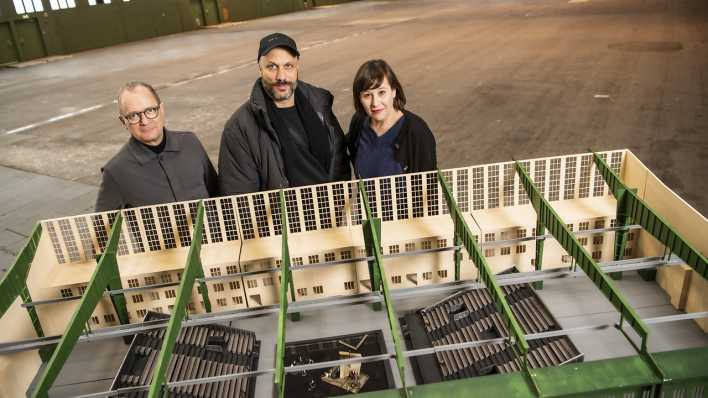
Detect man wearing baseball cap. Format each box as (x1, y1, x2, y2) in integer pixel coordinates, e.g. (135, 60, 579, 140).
(218, 33, 350, 194)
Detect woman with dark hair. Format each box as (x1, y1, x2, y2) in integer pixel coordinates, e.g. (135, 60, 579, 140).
(347, 59, 437, 178)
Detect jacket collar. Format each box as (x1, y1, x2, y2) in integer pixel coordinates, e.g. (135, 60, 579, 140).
(127, 128, 178, 165)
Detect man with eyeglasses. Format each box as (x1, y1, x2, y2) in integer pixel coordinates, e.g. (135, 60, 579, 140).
(95, 81, 217, 211)
(218, 33, 350, 195)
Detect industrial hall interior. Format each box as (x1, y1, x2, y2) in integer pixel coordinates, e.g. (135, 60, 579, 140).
(0, 0, 707, 397)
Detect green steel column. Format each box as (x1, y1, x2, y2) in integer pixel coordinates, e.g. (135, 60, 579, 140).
(514, 161, 665, 386)
(363, 217, 383, 311)
(358, 181, 409, 397)
(454, 229, 462, 281)
(437, 171, 540, 396)
(533, 218, 545, 290)
(275, 190, 294, 397)
(610, 187, 629, 280)
(32, 215, 125, 398)
(592, 152, 707, 281)
(0, 224, 50, 359)
(147, 201, 206, 398)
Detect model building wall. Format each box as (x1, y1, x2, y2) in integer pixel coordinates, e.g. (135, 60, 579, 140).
(20, 151, 648, 337)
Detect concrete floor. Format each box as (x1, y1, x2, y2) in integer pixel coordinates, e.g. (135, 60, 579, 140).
(0, 0, 707, 218)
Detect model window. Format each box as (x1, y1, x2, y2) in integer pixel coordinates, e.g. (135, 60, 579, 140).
(422, 272, 432, 280)
(501, 247, 511, 255)
(344, 281, 355, 290)
(49, 0, 77, 10)
(313, 285, 324, 294)
(437, 270, 448, 278)
(213, 283, 225, 292)
(516, 245, 526, 254)
(391, 275, 402, 284)
(297, 288, 308, 296)
(127, 278, 139, 288)
(60, 288, 73, 298)
(13, 0, 44, 14)
(132, 294, 144, 303)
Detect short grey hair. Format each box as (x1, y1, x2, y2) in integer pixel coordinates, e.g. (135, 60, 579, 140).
(117, 81, 161, 113)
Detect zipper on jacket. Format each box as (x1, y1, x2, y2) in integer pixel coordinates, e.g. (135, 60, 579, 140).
(158, 156, 177, 202)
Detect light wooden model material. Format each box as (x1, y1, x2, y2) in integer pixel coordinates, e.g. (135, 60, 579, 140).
(0, 149, 705, 398)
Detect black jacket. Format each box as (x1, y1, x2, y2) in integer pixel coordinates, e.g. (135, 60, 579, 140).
(346, 110, 437, 177)
(95, 130, 217, 211)
(218, 80, 350, 195)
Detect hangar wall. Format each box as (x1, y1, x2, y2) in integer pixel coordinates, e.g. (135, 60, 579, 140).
(0, 0, 357, 64)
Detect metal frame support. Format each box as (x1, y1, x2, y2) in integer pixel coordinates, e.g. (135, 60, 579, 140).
(437, 171, 540, 396)
(453, 229, 462, 281)
(358, 180, 410, 397)
(274, 190, 297, 397)
(147, 201, 209, 398)
(363, 217, 383, 311)
(32, 214, 126, 398)
(514, 161, 666, 387)
(609, 186, 635, 280)
(0, 224, 50, 360)
(533, 218, 545, 290)
(592, 152, 707, 281)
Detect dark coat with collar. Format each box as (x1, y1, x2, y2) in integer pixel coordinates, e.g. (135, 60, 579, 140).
(218, 79, 350, 195)
(95, 129, 217, 211)
(346, 110, 437, 177)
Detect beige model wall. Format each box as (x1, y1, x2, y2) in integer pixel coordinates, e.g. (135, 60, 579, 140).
(623, 152, 708, 332)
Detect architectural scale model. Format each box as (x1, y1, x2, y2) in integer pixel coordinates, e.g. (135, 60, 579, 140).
(0, 149, 706, 398)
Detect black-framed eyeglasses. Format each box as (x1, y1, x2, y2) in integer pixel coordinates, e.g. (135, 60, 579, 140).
(121, 104, 161, 125)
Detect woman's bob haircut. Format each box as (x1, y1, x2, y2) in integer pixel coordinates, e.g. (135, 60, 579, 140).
(352, 59, 407, 115)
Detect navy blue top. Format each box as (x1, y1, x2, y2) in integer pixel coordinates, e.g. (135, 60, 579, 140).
(354, 114, 405, 178)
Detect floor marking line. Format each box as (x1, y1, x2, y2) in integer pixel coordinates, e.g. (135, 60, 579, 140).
(3, 12, 428, 136)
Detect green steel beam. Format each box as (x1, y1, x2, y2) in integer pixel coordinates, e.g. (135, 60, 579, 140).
(515, 161, 666, 387)
(437, 172, 530, 352)
(147, 201, 209, 398)
(358, 180, 409, 397)
(31, 215, 125, 398)
(437, 171, 539, 395)
(515, 161, 650, 340)
(363, 218, 383, 312)
(0, 223, 45, 339)
(592, 152, 707, 280)
(453, 230, 462, 281)
(533, 218, 545, 290)
(274, 190, 294, 398)
(353, 347, 708, 398)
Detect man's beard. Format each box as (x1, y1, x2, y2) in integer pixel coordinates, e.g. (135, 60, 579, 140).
(262, 79, 298, 102)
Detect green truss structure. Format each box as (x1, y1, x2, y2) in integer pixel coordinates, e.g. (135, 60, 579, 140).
(147, 201, 212, 397)
(514, 161, 665, 387)
(0, 224, 45, 344)
(32, 214, 130, 398)
(592, 152, 707, 281)
(274, 190, 296, 398)
(1, 152, 707, 398)
(437, 171, 540, 395)
(358, 180, 410, 396)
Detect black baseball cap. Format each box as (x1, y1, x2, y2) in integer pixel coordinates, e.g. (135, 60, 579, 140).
(257, 33, 300, 60)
